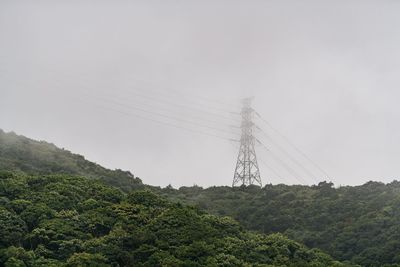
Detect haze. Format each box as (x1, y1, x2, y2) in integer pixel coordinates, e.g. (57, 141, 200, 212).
(1, 0, 400, 187)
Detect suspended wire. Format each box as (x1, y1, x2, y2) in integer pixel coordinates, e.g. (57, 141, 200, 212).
(69, 80, 240, 125)
(125, 77, 241, 110)
(110, 87, 240, 123)
(255, 113, 332, 181)
(73, 94, 239, 142)
(258, 149, 310, 185)
(124, 82, 240, 114)
(2, 74, 239, 142)
(43, 68, 241, 123)
(257, 156, 290, 184)
(256, 127, 320, 183)
(93, 89, 240, 129)
(79, 92, 239, 137)
(257, 140, 311, 185)
(2, 70, 327, 186)
(174, 88, 241, 110)
(22, 68, 237, 130)
(57, 73, 315, 182)
(17, 67, 241, 125)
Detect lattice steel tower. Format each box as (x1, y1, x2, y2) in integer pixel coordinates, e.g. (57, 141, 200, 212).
(233, 98, 262, 187)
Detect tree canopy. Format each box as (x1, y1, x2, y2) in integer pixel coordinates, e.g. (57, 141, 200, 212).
(2, 129, 399, 266)
(0, 172, 348, 266)
(157, 182, 400, 266)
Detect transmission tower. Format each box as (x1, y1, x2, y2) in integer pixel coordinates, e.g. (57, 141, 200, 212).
(233, 98, 262, 187)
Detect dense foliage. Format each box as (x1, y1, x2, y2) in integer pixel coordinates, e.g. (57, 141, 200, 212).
(2, 129, 400, 266)
(0, 172, 346, 266)
(157, 182, 400, 267)
(0, 130, 142, 191)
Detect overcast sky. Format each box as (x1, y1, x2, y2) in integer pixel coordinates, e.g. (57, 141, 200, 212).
(1, 0, 400, 187)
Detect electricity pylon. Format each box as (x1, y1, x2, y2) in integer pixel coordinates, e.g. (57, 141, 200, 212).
(232, 98, 262, 187)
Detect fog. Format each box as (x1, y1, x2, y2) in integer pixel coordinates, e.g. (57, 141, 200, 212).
(1, 0, 400, 187)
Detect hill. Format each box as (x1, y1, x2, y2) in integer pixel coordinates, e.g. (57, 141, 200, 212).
(1, 129, 398, 266)
(0, 129, 142, 191)
(157, 182, 400, 267)
(0, 172, 348, 266)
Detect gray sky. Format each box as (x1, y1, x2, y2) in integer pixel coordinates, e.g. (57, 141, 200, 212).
(1, 0, 400, 187)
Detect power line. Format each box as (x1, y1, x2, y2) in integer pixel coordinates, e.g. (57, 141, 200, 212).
(20, 67, 241, 124)
(107, 87, 239, 123)
(52, 71, 241, 127)
(124, 82, 241, 114)
(256, 127, 320, 183)
(257, 157, 291, 184)
(82, 87, 315, 186)
(257, 139, 310, 185)
(80, 92, 238, 137)
(0, 73, 240, 142)
(256, 113, 332, 181)
(3, 71, 330, 186)
(52, 69, 240, 123)
(122, 77, 241, 110)
(94, 90, 239, 129)
(68, 80, 240, 125)
(73, 94, 238, 142)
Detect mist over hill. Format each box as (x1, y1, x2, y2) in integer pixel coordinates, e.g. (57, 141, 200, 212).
(157, 182, 400, 266)
(0, 129, 143, 192)
(1, 129, 400, 266)
(0, 172, 348, 266)
(2, 1, 400, 266)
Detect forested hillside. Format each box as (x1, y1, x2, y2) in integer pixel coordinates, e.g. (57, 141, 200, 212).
(157, 182, 400, 267)
(2, 129, 400, 266)
(0, 172, 348, 266)
(0, 130, 142, 191)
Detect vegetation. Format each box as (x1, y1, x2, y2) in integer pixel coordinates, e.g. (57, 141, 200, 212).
(2, 129, 400, 266)
(0, 172, 347, 266)
(157, 182, 400, 267)
(0, 129, 142, 191)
